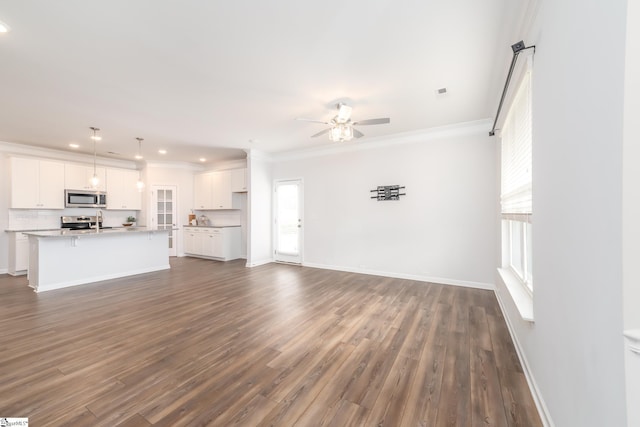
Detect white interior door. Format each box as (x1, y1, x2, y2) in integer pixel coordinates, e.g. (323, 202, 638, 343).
(274, 179, 303, 264)
(151, 185, 177, 256)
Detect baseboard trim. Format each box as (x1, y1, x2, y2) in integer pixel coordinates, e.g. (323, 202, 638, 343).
(246, 258, 273, 268)
(32, 265, 171, 293)
(494, 287, 554, 427)
(301, 262, 495, 290)
(0, 268, 8, 275)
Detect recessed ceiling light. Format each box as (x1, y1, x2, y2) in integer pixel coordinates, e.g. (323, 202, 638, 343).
(69, 143, 80, 148)
(199, 157, 206, 162)
(0, 21, 10, 33)
(135, 154, 143, 160)
(158, 149, 167, 154)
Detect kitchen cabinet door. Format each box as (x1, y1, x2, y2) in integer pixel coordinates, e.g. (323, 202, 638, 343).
(10, 157, 39, 208)
(10, 157, 64, 209)
(65, 163, 106, 191)
(106, 168, 142, 210)
(231, 168, 247, 192)
(38, 160, 65, 209)
(194, 173, 213, 209)
(211, 170, 232, 209)
(8, 232, 29, 275)
(184, 228, 197, 254)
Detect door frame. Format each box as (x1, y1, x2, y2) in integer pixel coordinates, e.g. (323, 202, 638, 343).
(150, 184, 178, 257)
(273, 178, 304, 264)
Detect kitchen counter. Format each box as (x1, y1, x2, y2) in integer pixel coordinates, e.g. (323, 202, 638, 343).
(23, 226, 172, 238)
(5, 228, 63, 233)
(24, 227, 171, 292)
(183, 224, 241, 228)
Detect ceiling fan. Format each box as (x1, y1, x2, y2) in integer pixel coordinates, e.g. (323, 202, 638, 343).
(297, 103, 390, 142)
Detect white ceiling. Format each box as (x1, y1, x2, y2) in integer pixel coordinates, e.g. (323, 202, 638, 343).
(0, 1, 525, 165)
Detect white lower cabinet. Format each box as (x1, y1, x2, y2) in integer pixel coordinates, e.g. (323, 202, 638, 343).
(183, 227, 241, 261)
(8, 232, 29, 276)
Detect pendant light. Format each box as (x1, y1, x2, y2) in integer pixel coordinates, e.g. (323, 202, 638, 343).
(135, 137, 145, 192)
(89, 127, 101, 189)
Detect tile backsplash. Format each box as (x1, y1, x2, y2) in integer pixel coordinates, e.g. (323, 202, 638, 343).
(8, 209, 138, 230)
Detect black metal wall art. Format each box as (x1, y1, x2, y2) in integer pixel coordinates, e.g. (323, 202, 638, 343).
(370, 185, 406, 201)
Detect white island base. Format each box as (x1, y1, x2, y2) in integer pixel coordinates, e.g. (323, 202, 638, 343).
(26, 228, 170, 292)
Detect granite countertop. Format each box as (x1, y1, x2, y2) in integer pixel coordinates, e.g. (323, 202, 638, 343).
(22, 226, 174, 238)
(5, 228, 63, 233)
(183, 224, 241, 228)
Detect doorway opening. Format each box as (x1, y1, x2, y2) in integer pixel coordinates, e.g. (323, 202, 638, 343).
(151, 185, 177, 256)
(274, 179, 303, 264)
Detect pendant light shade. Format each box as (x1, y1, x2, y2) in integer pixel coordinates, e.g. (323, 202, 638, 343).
(90, 127, 100, 189)
(135, 137, 145, 192)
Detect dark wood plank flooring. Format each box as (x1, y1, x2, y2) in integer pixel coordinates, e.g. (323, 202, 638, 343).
(0, 257, 541, 426)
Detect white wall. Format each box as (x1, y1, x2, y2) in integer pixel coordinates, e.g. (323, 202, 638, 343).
(0, 155, 10, 273)
(495, 0, 628, 425)
(623, 0, 640, 425)
(272, 125, 498, 287)
(247, 150, 273, 266)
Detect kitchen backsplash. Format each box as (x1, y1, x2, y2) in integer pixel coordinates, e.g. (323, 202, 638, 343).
(193, 209, 243, 226)
(8, 209, 138, 230)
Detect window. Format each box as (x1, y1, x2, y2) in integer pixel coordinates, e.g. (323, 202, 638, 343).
(501, 67, 533, 293)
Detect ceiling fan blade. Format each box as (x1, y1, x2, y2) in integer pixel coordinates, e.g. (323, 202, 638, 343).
(311, 128, 332, 138)
(353, 128, 364, 138)
(296, 118, 330, 124)
(352, 118, 390, 126)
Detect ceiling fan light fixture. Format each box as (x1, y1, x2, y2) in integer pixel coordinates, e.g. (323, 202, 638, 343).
(329, 124, 353, 142)
(336, 103, 352, 123)
(0, 20, 11, 33)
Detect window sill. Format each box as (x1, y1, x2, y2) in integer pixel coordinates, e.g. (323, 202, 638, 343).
(498, 268, 534, 322)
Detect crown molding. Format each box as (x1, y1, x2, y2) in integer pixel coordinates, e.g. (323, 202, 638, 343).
(245, 148, 274, 162)
(0, 140, 138, 169)
(145, 161, 205, 171)
(271, 119, 492, 162)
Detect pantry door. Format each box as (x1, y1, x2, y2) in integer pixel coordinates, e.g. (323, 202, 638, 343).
(151, 185, 177, 256)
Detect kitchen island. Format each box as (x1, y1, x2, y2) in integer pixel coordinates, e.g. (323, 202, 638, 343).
(23, 227, 171, 292)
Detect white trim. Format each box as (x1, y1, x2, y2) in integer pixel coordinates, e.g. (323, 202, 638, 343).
(273, 178, 304, 264)
(493, 287, 554, 427)
(273, 119, 492, 162)
(624, 329, 640, 355)
(31, 264, 171, 293)
(146, 161, 205, 171)
(302, 261, 494, 290)
(497, 268, 534, 321)
(0, 268, 8, 274)
(245, 258, 273, 267)
(0, 141, 138, 169)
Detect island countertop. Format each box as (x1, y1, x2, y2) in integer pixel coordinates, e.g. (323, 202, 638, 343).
(23, 226, 173, 238)
(182, 224, 241, 228)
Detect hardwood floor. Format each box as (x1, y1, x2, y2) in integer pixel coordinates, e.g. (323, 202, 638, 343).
(0, 257, 541, 426)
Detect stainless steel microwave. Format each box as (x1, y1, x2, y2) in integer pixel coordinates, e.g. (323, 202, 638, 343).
(65, 189, 107, 208)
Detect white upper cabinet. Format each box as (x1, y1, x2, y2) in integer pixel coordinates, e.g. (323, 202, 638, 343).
(106, 168, 142, 210)
(10, 157, 65, 209)
(65, 163, 106, 191)
(211, 170, 232, 209)
(194, 172, 213, 209)
(231, 168, 247, 193)
(194, 169, 242, 210)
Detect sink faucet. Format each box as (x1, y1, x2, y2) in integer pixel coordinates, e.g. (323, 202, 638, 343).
(96, 210, 103, 231)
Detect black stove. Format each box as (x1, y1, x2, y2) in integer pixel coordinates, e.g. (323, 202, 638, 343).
(61, 216, 111, 230)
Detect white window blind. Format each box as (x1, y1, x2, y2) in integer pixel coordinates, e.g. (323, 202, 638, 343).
(501, 70, 532, 216)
